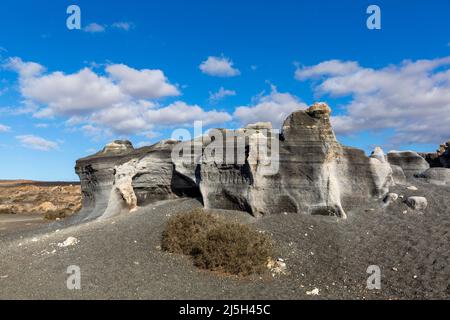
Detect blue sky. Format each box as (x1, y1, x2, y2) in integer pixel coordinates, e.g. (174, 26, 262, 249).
(0, 0, 449, 181)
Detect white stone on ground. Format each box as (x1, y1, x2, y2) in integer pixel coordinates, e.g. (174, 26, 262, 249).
(58, 237, 79, 247)
(306, 288, 320, 296)
(405, 197, 428, 210)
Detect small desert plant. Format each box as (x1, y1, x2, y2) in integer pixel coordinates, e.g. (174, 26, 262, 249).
(43, 210, 67, 220)
(162, 209, 273, 276)
(161, 208, 221, 255)
(193, 222, 273, 275)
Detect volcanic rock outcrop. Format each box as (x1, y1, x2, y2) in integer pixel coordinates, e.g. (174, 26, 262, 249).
(196, 103, 394, 218)
(75, 140, 139, 221)
(75, 140, 201, 221)
(420, 141, 450, 168)
(75, 103, 396, 220)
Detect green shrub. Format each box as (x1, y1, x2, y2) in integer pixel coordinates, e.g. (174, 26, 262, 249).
(162, 209, 273, 276)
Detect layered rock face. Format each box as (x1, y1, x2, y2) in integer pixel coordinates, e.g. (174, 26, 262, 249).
(197, 103, 394, 218)
(197, 124, 278, 215)
(387, 151, 430, 178)
(75, 103, 395, 220)
(75, 140, 200, 220)
(75, 140, 142, 220)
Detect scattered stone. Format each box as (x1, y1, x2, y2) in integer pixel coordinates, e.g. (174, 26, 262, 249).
(383, 193, 399, 205)
(57, 237, 79, 247)
(405, 197, 428, 210)
(267, 258, 287, 275)
(407, 186, 418, 191)
(306, 288, 320, 296)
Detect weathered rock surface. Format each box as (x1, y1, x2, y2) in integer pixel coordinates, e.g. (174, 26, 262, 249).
(416, 168, 450, 186)
(390, 164, 407, 185)
(420, 141, 450, 168)
(387, 151, 429, 178)
(101, 140, 134, 154)
(75, 140, 202, 220)
(75, 140, 141, 221)
(383, 193, 399, 205)
(370, 147, 387, 163)
(75, 103, 396, 220)
(198, 103, 394, 218)
(101, 140, 201, 219)
(405, 196, 428, 210)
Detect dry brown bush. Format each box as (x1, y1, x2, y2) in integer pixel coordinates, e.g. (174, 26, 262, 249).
(162, 209, 273, 276)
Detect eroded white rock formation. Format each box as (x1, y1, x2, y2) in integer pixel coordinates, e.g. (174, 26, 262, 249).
(75, 103, 399, 220)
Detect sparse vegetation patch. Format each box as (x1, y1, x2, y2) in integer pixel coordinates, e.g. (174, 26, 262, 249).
(162, 209, 273, 276)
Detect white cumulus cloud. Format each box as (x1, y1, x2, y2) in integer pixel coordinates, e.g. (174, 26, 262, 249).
(21, 68, 126, 116)
(233, 86, 307, 128)
(16, 135, 58, 151)
(5, 57, 45, 78)
(199, 56, 240, 77)
(6, 57, 231, 137)
(7, 57, 178, 117)
(295, 57, 450, 146)
(106, 64, 180, 99)
(145, 101, 232, 126)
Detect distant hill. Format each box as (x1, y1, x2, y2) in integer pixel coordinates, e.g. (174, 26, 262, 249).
(0, 180, 80, 187)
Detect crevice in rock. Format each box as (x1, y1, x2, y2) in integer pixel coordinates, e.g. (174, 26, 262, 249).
(171, 167, 203, 204)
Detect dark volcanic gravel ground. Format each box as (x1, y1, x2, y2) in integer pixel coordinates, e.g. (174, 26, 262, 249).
(0, 180, 449, 299)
